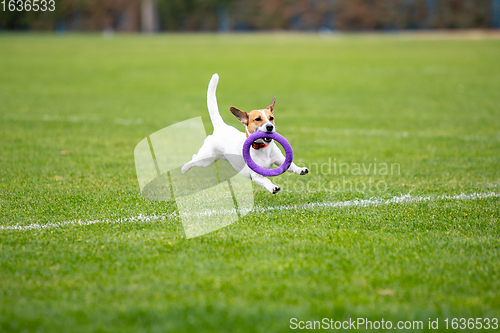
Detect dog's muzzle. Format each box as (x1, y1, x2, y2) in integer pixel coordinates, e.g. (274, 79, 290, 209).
(259, 129, 273, 143)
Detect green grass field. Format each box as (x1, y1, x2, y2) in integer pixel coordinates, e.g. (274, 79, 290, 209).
(1, 33, 499, 332)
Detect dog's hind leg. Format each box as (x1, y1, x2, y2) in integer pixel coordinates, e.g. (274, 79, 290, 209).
(181, 136, 217, 173)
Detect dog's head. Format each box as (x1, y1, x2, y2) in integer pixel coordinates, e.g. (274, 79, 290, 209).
(230, 98, 276, 144)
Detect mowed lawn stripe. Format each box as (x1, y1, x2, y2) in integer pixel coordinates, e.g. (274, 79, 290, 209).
(1, 191, 497, 231)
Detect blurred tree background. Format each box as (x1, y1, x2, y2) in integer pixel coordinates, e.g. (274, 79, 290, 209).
(0, 0, 498, 31)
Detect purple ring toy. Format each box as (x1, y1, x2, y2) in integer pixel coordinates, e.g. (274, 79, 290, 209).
(242, 131, 293, 177)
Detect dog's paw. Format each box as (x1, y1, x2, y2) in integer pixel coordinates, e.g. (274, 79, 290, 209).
(272, 186, 281, 194)
(181, 164, 190, 174)
(300, 167, 309, 175)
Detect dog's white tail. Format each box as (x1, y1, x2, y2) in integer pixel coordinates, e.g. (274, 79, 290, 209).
(207, 73, 225, 129)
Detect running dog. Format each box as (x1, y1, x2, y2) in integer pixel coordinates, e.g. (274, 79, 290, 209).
(181, 74, 308, 194)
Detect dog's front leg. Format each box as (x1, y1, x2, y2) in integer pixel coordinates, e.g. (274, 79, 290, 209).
(272, 149, 309, 175)
(250, 171, 281, 194)
(288, 162, 309, 175)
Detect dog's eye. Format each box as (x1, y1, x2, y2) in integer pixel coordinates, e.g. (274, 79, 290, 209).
(255, 117, 261, 122)
(269, 117, 274, 121)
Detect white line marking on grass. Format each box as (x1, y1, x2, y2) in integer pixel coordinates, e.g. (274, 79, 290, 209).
(251, 191, 499, 213)
(0, 214, 173, 231)
(1, 192, 498, 232)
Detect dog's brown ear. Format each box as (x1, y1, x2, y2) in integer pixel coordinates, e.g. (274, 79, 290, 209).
(267, 97, 276, 113)
(230, 107, 249, 125)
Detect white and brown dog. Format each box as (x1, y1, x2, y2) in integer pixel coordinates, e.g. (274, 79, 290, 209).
(181, 74, 308, 194)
